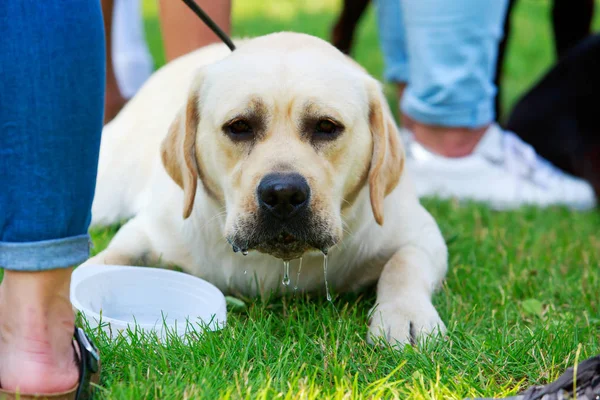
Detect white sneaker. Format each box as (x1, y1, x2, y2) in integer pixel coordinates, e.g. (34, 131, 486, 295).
(403, 124, 597, 210)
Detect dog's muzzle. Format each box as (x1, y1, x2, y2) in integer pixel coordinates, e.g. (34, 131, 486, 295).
(227, 173, 337, 259)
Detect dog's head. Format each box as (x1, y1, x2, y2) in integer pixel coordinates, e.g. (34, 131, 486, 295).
(161, 32, 403, 260)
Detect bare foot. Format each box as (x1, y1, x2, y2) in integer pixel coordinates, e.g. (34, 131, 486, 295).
(0, 270, 79, 394)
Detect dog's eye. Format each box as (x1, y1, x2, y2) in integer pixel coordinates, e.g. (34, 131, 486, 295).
(314, 119, 342, 139)
(225, 119, 254, 140)
(316, 119, 337, 134)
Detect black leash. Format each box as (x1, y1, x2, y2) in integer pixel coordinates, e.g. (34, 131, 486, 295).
(180, 0, 236, 51)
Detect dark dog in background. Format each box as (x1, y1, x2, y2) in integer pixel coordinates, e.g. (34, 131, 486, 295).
(506, 35, 600, 199)
(331, 0, 599, 200)
(497, 0, 595, 119)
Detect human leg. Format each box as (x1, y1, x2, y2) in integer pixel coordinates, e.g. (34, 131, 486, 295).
(331, 0, 371, 55)
(375, 0, 410, 126)
(102, 0, 127, 124)
(112, 0, 154, 99)
(396, 0, 595, 208)
(159, 0, 232, 62)
(399, 0, 508, 158)
(0, 0, 104, 393)
(400, 0, 509, 132)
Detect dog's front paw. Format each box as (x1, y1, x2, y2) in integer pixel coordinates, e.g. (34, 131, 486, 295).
(367, 295, 446, 347)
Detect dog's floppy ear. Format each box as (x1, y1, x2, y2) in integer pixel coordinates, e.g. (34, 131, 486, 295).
(367, 79, 404, 225)
(160, 75, 203, 219)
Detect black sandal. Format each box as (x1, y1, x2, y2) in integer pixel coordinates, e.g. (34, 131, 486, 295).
(470, 354, 600, 400)
(0, 327, 101, 400)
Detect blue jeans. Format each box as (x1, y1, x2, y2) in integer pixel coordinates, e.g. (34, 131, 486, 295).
(376, 0, 509, 128)
(0, 1, 105, 271)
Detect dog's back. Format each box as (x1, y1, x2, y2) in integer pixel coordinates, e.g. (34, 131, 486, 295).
(91, 43, 234, 226)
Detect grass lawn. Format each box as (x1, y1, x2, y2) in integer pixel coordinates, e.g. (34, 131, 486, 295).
(91, 200, 600, 399)
(2, 0, 599, 399)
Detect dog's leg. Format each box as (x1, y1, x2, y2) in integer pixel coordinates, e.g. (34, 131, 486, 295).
(368, 243, 447, 347)
(84, 217, 159, 267)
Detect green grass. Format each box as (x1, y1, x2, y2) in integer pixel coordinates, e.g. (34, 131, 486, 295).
(93, 2, 600, 397)
(90, 200, 600, 399)
(3, 0, 600, 398)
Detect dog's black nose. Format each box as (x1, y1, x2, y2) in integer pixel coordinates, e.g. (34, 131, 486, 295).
(257, 173, 310, 219)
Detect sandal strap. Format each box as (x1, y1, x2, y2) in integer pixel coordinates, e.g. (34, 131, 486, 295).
(468, 355, 600, 400)
(73, 327, 100, 400)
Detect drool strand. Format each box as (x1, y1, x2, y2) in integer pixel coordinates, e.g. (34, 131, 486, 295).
(322, 251, 339, 319)
(294, 257, 303, 293)
(323, 252, 331, 301)
(282, 260, 291, 286)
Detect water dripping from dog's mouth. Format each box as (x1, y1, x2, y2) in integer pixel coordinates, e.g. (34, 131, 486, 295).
(282, 260, 291, 286)
(322, 248, 331, 302)
(321, 248, 340, 320)
(278, 249, 333, 303)
(294, 257, 303, 293)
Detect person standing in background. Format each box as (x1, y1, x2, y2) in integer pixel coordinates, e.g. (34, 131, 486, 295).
(101, 0, 232, 124)
(375, 0, 596, 210)
(0, 0, 105, 396)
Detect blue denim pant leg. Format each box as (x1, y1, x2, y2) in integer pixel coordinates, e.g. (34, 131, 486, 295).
(0, 1, 105, 271)
(377, 0, 509, 128)
(376, 0, 409, 83)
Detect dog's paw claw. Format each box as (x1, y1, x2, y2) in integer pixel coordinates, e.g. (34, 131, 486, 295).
(367, 296, 445, 348)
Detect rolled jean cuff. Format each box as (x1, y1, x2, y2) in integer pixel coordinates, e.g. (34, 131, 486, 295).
(0, 234, 90, 271)
(401, 91, 495, 128)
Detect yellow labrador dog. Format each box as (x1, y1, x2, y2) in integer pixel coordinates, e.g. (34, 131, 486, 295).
(88, 32, 448, 346)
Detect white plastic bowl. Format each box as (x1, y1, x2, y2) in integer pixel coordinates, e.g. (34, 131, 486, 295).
(70, 264, 227, 340)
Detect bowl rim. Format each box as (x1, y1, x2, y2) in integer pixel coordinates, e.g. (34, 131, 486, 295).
(70, 264, 226, 330)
